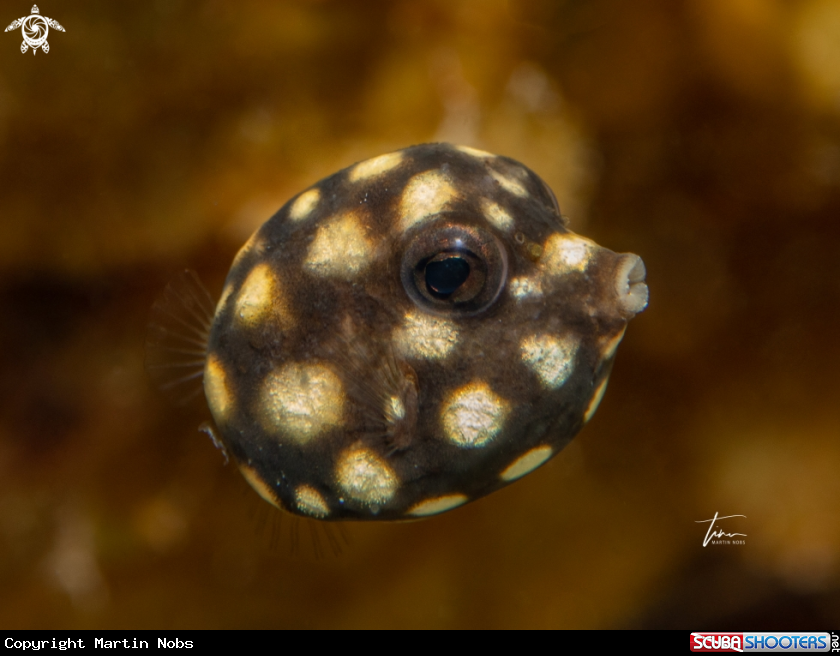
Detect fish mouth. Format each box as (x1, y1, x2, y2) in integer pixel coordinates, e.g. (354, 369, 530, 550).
(615, 254, 649, 317)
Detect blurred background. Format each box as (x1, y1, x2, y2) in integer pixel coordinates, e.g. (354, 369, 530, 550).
(1, 0, 839, 629)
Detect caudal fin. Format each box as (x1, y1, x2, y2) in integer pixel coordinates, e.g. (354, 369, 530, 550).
(144, 270, 215, 406)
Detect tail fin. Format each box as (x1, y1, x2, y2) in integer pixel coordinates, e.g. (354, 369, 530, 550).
(144, 270, 216, 406)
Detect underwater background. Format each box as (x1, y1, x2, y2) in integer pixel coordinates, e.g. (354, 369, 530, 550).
(1, 0, 839, 629)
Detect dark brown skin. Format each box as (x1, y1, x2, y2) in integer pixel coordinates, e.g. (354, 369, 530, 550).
(201, 143, 648, 521)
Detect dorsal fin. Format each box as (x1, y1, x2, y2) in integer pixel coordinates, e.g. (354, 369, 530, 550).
(144, 269, 215, 406)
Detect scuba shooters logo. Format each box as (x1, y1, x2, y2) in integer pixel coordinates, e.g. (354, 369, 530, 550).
(690, 633, 834, 652)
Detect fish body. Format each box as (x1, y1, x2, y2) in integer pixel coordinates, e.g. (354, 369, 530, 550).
(197, 143, 647, 521)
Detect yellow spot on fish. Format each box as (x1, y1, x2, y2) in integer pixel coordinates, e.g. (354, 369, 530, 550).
(348, 151, 404, 182)
(336, 447, 398, 506)
(520, 334, 579, 389)
(305, 211, 373, 279)
(399, 170, 458, 232)
(455, 145, 494, 159)
(407, 494, 468, 517)
(204, 355, 233, 424)
(393, 310, 459, 360)
(509, 276, 543, 301)
(481, 198, 514, 231)
(288, 188, 321, 222)
(259, 363, 345, 443)
(295, 485, 330, 518)
(489, 168, 528, 197)
(441, 382, 509, 448)
(235, 263, 290, 327)
(500, 445, 553, 482)
(584, 378, 609, 423)
(541, 233, 596, 274)
(239, 465, 281, 509)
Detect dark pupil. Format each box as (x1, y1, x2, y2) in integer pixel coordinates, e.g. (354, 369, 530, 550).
(425, 255, 470, 298)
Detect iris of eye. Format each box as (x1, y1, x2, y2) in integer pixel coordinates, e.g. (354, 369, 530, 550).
(425, 256, 470, 297)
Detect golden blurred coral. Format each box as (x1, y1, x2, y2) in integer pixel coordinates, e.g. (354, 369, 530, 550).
(0, 0, 838, 629)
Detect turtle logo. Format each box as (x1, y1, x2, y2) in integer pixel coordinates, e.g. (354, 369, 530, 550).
(4, 5, 64, 55)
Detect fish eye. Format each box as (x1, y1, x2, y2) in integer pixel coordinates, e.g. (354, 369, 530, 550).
(400, 219, 508, 316)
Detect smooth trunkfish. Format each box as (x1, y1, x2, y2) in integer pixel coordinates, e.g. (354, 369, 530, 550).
(146, 143, 649, 521)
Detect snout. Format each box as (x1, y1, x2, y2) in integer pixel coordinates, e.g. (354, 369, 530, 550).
(614, 254, 649, 317)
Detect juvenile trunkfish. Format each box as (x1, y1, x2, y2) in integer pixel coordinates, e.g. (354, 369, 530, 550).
(146, 143, 649, 522)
